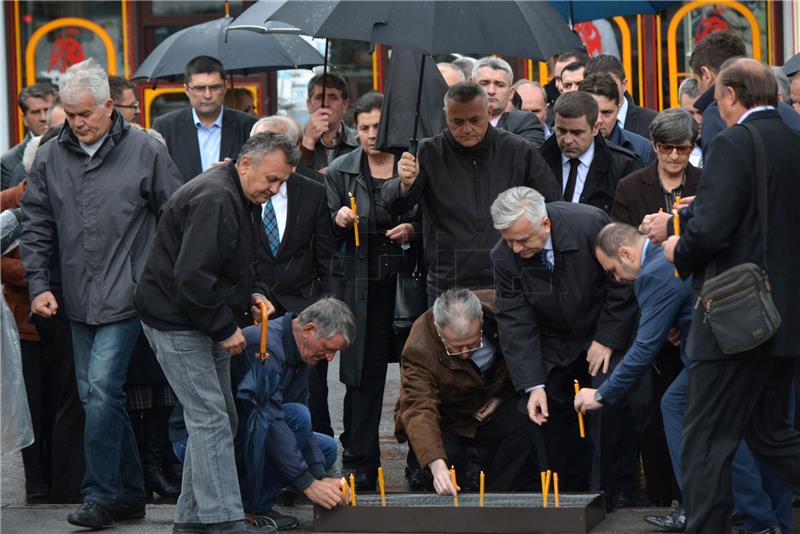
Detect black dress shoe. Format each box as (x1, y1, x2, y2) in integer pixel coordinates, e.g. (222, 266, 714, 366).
(643, 507, 686, 532)
(247, 510, 299, 531)
(147, 466, 181, 500)
(736, 526, 783, 534)
(173, 523, 206, 534)
(67, 501, 115, 529)
(613, 490, 636, 509)
(112, 503, 146, 520)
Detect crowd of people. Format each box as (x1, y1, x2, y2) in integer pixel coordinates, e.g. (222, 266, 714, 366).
(2, 28, 800, 534)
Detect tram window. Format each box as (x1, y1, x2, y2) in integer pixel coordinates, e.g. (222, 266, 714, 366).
(151, 1, 245, 17)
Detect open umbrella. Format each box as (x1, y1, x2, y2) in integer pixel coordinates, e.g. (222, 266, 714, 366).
(240, 0, 580, 150)
(550, 1, 676, 26)
(132, 16, 324, 81)
(783, 52, 800, 78)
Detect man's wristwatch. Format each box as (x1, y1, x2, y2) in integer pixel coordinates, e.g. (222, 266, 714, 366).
(593, 390, 606, 405)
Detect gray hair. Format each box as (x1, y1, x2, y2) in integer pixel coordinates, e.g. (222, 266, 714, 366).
(678, 77, 700, 101)
(490, 187, 547, 230)
(297, 297, 356, 345)
(452, 57, 477, 81)
(437, 62, 465, 82)
(250, 115, 300, 145)
(59, 58, 110, 107)
(238, 130, 300, 167)
(472, 56, 514, 85)
(21, 136, 42, 173)
(432, 288, 483, 338)
(771, 66, 791, 104)
(649, 108, 699, 145)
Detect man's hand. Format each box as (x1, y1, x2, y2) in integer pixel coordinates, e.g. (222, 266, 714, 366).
(386, 223, 415, 245)
(429, 459, 459, 496)
(640, 211, 672, 245)
(663, 235, 680, 263)
(220, 327, 246, 355)
(303, 477, 347, 509)
(209, 157, 233, 169)
(527, 388, 549, 425)
(667, 327, 681, 347)
(586, 341, 613, 376)
(31, 291, 58, 318)
(474, 397, 502, 422)
(335, 206, 358, 228)
(302, 108, 333, 150)
(250, 294, 275, 322)
(397, 152, 419, 194)
(574, 387, 603, 414)
(675, 195, 694, 209)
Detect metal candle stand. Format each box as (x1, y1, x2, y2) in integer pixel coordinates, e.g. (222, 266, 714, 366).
(313, 492, 606, 533)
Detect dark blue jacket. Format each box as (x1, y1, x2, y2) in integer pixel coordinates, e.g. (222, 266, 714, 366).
(239, 314, 326, 491)
(608, 122, 655, 166)
(597, 240, 693, 405)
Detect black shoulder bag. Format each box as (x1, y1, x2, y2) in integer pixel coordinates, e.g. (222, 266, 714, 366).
(696, 122, 781, 355)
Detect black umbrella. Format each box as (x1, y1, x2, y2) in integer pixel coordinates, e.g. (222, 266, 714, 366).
(783, 52, 800, 78)
(375, 48, 448, 154)
(237, 0, 580, 150)
(132, 16, 324, 82)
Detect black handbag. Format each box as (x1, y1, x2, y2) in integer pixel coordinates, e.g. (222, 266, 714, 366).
(392, 256, 427, 337)
(696, 123, 781, 354)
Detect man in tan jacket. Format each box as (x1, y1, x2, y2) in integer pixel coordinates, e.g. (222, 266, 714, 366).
(394, 288, 538, 495)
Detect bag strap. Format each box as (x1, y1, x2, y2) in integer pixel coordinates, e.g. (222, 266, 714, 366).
(742, 122, 769, 272)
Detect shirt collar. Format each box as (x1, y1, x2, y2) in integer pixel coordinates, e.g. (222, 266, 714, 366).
(737, 105, 775, 124)
(192, 106, 224, 129)
(617, 97, 629, 126)
(641, 238, 650, 261)
(561, 139, 595, 168)
(276, 181, 287, 199)
(544, 232, 553, 252)
(490, 115, 501, 127)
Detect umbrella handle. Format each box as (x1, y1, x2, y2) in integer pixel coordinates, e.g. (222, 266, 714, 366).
(257, 302, 269, 360)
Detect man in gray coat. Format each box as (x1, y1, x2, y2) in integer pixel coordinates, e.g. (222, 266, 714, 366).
(21, 58, 183, 530)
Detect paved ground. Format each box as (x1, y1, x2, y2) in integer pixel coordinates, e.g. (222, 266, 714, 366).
(2, 357, 798, 533)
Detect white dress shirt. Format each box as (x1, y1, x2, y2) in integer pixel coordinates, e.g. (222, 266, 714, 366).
(261, 181, 288, 241)
(617, 97, 629, 128)
(560, 140, 595, 202)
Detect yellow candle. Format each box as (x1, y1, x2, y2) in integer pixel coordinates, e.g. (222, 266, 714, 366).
(573, 380, 586, 438)
(479, 470, 485, 507)
(450, 465, 458, 507)
(349, 473, 356, 507)
(341, 477, 347, 504)
(672, 208, 680, 277)
(554, 472, 560, 508)
(540, 471, 546, 507)
(348, 192, 360, 248)
(378, 466, 386, 507)
(258, 302, 269, 359)
(544, 469, 551, 508)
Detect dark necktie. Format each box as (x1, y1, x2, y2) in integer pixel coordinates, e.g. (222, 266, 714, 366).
(564, 158, 580, 202)
(262, 199, 280, 256)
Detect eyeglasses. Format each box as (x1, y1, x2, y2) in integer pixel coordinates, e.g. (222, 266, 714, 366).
(115, 102, 140, 110)
(436, 327, 484, 356)
(186, 84, 225, 95)
(656, 143, 693, 157)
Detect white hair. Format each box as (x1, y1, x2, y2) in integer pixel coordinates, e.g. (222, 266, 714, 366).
(472, 56, 514, 85)
(490, 187, 547, 230)
(59, 58, 110, 107)
(250, 115, 300, 145)
(432, 288, 483, 338)
(22, 136, 42, 173)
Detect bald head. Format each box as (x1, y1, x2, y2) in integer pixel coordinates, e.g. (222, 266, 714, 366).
(437, 63, 465, 87)
(715, 57, 778, 126)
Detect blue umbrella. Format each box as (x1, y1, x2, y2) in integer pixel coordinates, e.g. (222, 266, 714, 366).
(551, 1, 676, 25)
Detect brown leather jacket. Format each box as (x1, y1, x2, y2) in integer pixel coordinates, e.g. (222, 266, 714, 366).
(394, 290, 516, 470)
(1, 181, 38, 342)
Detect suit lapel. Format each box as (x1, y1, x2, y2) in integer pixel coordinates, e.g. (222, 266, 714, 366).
(220, 108, 237, 160)
(279, 175, 301, 256)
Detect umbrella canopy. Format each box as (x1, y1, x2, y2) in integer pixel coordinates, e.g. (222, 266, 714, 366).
(225, 0, 303, 34)
(783, 52, 800, 78)
(248, 0, 580, 60)
(133, 16, 324, 81)
(550, 1, 676, 25)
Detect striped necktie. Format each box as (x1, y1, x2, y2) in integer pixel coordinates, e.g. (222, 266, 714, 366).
(262, 199, 280, 256)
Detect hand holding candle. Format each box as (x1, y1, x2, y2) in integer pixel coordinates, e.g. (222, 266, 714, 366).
(450, 466, 459, 507)
(573, 379, 586, 438)
(348, 192, 360, 247)
(349, 473, 356, 506)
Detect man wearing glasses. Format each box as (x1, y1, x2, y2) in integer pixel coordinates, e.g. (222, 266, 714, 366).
(109, 76, 140, 124)
(153, 55, 256, 183)
(394, 288, 537, 496)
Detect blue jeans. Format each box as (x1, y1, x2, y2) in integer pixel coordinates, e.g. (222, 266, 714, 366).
(142, 325, 243, 524)
(662, 365, 793, 531)
(71, 318, 145, 508)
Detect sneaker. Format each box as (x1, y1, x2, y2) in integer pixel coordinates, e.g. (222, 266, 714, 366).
(643, 507, 686, 532)
(247, 510, 299, 530)
(67, 501, 115, 529)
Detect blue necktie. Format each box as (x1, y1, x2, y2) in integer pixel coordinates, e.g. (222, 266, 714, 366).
(262, 199, 280, 256)
(540, 250, 554, 272)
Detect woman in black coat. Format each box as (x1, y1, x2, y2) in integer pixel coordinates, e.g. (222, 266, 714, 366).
(325, 92, 419, 490)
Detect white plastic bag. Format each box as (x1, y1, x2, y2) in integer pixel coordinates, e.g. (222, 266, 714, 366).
(1, 290, 33, 454)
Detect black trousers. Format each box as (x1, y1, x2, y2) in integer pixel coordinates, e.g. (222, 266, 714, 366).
(682, 357, 800, 534)
(29, 314, 85, 503)
(341, 280, 395, 474)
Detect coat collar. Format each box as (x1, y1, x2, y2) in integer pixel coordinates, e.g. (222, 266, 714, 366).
(546, 203, 581, 253)
(58, 109, 129, 159)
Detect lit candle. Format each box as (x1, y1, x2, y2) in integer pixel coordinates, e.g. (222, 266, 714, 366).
(450, 465, 458, 507)
(479, 470, 485, 507)
(348, 192, 360, 248)
(341, 477, 347, 504)
(349, 473, 356, 507)
(378, 466, 386, 507)
(573, 379, 585, 438)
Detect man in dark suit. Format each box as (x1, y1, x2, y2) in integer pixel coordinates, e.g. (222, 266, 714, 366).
(540, 91, 644, 215)
(251, 118, 344, 439)
(585, 55, 657, 139)
(472, 56, 545, 148)
(490, 187, 637, 497)
(663, 58, 800, 534)
(153, 55, 257, 182)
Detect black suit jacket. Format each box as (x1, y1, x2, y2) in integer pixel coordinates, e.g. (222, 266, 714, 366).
(674, 110, 800, 360)
(257, 172, 344, 315)
(541, 134, 644, 215)
(611, 162, 702, 226)
(622, 93, 658, 140)
(492, 201, 637, 390)
(152, 107, 257, 182)
(496, 110, 546, 148)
